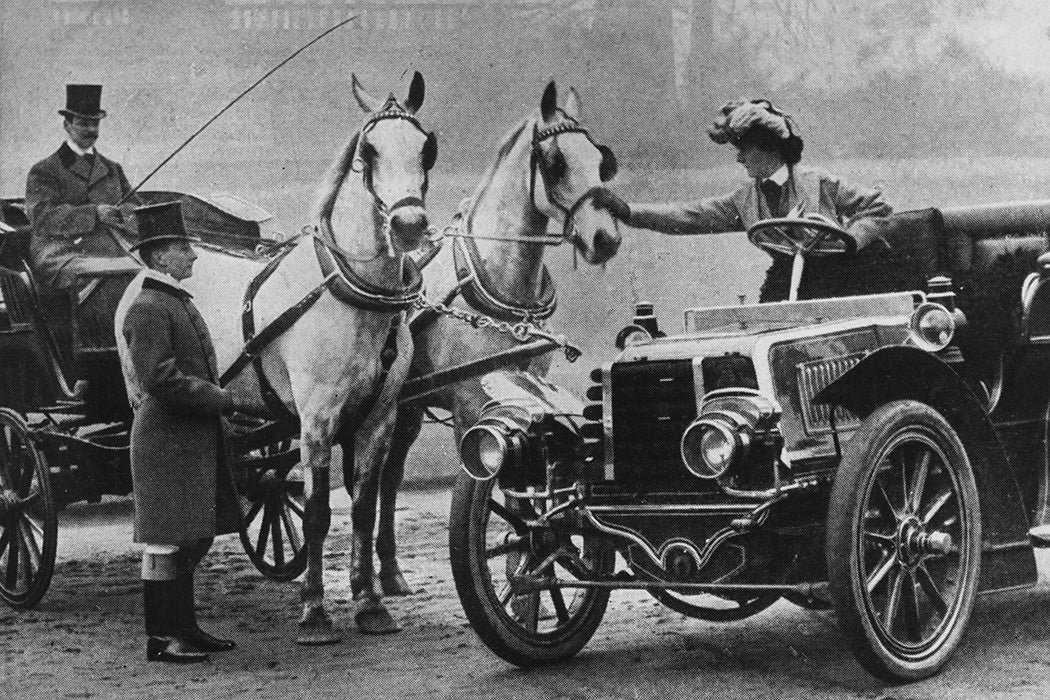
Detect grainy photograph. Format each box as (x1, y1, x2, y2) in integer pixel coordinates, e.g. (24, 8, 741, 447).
(4, 1, 1050, 698)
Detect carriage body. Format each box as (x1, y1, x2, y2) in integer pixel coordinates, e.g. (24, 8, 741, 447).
(0, 193, 306, 609)
(450, 201, 1050, 680)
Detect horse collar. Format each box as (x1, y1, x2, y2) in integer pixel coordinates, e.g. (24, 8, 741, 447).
(452, 234, 556, 323)
(313, 230, 422, 312)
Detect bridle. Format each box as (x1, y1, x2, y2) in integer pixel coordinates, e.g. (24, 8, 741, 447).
(348, 95, 437, 255)
(443, 115, 617, 248)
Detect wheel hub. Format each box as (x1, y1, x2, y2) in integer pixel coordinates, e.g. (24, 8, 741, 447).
(898, 516, 953, 566)
(0, 489, 20, 518)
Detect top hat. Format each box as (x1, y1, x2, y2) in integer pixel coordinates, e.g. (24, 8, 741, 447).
(130, 201, 196, 252)
(59, 84, 107, 120)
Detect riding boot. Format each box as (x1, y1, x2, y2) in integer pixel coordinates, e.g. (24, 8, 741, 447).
(176, 571, 236, 652)
(144, 580, 209, 664)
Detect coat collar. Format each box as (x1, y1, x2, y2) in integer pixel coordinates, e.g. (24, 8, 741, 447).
(57, 142, 112, 187)
(141, 269, 192, 299)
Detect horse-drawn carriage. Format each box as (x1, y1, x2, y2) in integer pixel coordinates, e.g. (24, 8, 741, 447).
(448, 200, 1050, 681)
(0, 191, 309, 609)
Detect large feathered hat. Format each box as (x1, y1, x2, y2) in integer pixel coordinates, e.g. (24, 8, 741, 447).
(708, 99, 803, 164)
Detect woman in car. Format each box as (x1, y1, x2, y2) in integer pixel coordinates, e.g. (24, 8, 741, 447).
(595, 99, 893, 302)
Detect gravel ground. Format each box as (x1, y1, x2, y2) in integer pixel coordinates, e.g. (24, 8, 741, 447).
(5, 485, 1050, 700)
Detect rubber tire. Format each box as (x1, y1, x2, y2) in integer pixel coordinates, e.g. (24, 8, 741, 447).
(449, 472, 611, 667)
(827, 400, 981, 682)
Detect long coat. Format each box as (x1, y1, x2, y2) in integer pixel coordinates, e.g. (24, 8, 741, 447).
(25, 142, 138, 289)
(627, 166, 893, 301)
(116, 271, 240, 544)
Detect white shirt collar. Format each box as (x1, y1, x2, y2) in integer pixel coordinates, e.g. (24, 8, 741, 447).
(142, 267, 186, 292)
(65, 139, 96, 157)
(766, 165, 789, 186)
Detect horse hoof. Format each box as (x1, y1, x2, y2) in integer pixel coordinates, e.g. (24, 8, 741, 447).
(297, 609, 342, 646)
(380, 572, 414, 597)
(355, 601, 401, 635)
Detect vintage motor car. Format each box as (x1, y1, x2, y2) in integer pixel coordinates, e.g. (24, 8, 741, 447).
(448, 202, 1050, 682)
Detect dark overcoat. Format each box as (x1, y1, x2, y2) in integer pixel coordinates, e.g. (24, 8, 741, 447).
(25, 142, 137, 289)
(119, 273, 240, 544)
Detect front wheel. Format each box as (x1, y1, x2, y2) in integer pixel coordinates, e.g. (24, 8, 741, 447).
(827, 400, 981, 682)
(449, 473, 612, 666)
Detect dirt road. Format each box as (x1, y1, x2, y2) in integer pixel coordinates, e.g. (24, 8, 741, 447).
(4, 485, 1050, 700)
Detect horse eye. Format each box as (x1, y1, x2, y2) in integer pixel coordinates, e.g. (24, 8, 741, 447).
(546, 149, 567, 181)
(360, 141, 378, 165)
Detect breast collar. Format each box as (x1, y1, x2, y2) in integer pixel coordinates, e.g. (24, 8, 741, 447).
(451, 226, 556, 323)
(313, 221, 422, 312)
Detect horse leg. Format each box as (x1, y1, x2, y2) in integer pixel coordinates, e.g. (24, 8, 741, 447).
(348, 414, 402, 634)
(376, 405, 424, 596)
(296, 421, 342, 645)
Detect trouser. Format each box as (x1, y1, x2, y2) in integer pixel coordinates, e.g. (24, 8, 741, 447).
(142, 538, 213, 637)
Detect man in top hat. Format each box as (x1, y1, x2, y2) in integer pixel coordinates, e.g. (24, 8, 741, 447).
(114, 201, 241, 663)
(25, 84, 142, 291)
(592, 99, 893, 302)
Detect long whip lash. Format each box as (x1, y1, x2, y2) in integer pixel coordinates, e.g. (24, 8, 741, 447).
(120, 15, 357, 204)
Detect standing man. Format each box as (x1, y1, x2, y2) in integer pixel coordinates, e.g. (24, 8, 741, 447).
(115, 201, 239, 663)
(594, 99, 892, 302)
(26, 84, 141, 291)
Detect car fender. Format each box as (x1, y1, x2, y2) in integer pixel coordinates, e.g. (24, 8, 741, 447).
(815, 346, 1036, 592)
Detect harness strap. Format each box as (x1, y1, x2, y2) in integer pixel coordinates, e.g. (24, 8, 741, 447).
(219, 242, 329, 424)
(312, 228, 423, 311)
(453, 235, 556, 322)
(340, 315, 402, 437)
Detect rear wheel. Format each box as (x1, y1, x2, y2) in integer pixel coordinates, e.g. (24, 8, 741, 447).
(827, 400, 980, 682)
(0, 408, 57, 609)
(449, 472, 612, 666)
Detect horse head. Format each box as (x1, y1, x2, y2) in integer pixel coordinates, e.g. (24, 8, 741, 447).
(530, 80, 622, 265)
(343, 71, 437, 254)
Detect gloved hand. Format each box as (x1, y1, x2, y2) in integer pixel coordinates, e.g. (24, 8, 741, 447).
(590, 189, 631, 222)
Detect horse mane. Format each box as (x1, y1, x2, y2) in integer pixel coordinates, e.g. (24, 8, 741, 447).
(312, 131, 360, 223)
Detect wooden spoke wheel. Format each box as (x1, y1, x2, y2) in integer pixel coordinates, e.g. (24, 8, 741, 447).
(0, 408, 57, 609)
(449, 472, 613, 667)
(236, 439, 306, 581)
(827, 400, 981, 682)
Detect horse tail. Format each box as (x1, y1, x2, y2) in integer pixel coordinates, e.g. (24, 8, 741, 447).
(313, 131, 360, 223)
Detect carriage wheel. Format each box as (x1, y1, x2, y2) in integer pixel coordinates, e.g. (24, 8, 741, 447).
(0, 408, 57, 609)
(827, 400, 981, 682)
(237, 440, 307, 581)
(449, 472, 613, 667)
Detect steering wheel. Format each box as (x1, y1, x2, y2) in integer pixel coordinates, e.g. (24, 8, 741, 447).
(747, 215, 856, 258)
(746, 216, 856, 301)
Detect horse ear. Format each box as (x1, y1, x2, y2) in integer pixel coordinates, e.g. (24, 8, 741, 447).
(422, 131, 438, 171)
(540, 80, 557, 122)
(352, 73, 382, 113)
(405, 72, 425, 113)
(563, 87, 582, 121)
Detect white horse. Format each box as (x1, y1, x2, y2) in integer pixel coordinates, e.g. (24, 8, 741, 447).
(373, 81, 622, 595)
(186, 72, 437, 644)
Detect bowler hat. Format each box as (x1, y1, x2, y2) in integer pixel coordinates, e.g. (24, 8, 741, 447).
(59, 84, 107, 120)
(131, 201, 196, 252)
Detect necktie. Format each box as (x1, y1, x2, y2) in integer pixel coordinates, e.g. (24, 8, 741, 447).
(760, 179, 782, 218)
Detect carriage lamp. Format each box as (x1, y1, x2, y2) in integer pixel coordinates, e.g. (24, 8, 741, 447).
(908, 302, 956, 353)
